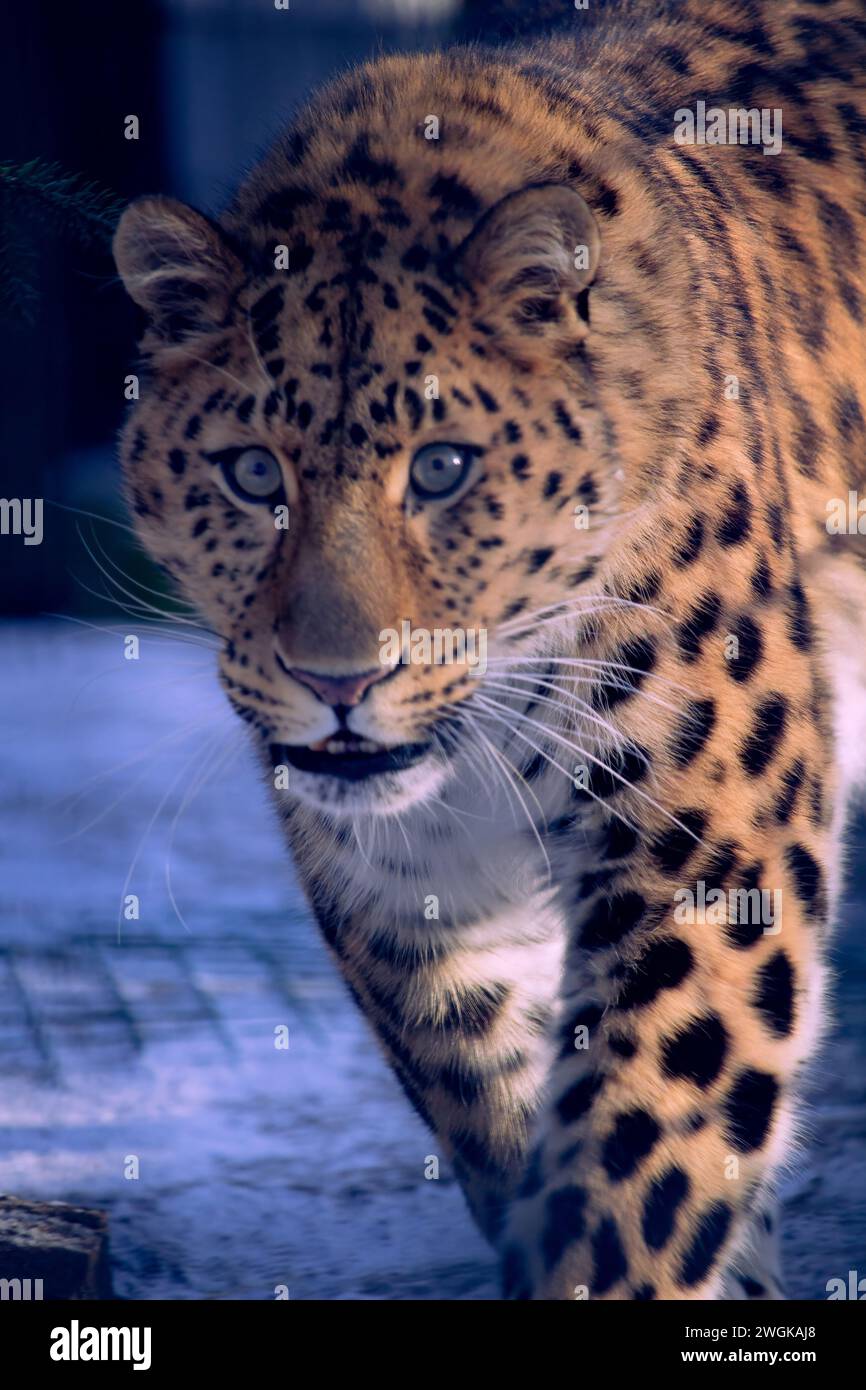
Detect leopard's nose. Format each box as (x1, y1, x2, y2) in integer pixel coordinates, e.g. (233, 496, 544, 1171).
(281, 664, 390, 708)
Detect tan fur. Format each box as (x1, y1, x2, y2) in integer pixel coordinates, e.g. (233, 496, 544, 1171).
(114, 0, 866, 1298)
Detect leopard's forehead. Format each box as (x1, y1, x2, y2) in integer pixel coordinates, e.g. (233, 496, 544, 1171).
(213, 189, 577, 494)
(233, 257, 478, 492)
(219, 123, 523, 465)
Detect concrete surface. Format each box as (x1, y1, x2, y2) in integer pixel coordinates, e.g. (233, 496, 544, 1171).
(0, 621, 863, 1299)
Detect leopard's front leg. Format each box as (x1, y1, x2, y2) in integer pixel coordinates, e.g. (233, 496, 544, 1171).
(502, 660, 831, 1300)
(504, 834, 825, 1299)
(288, 809, 567, 1243)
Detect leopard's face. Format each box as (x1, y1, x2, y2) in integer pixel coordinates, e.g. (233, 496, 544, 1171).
(116, 180, 617, 817)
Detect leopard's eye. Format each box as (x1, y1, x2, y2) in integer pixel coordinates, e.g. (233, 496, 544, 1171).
(219, 448, 284, 504)
(409, 443, 476, 500)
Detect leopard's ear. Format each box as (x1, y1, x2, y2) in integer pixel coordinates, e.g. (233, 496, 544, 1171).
(113, 195, 243, 342)
(457, 183, 601, 349)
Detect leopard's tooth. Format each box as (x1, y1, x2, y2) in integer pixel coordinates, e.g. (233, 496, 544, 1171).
(309, 736, 385, 756)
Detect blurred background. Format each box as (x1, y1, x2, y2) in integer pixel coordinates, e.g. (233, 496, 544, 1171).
(0, 0, 864, 1300)
(0, 0, 518, 1303)
(0, 0, 491, 616)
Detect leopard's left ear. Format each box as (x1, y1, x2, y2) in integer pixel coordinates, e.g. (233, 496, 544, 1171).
(113, 195, 243, 342)
(456, 183, 601, 348)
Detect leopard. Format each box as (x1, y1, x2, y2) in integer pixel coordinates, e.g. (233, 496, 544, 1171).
(112, 0, 866, 1300)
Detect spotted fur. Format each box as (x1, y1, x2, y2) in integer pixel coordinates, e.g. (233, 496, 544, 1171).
(114, 0, 866, 1299)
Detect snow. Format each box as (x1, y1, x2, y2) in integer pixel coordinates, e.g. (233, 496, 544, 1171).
(0, 621, 863, 1299)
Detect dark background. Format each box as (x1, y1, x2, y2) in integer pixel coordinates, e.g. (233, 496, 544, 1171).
(1, 0, 865, 1302)
(0, 0, 509, 617)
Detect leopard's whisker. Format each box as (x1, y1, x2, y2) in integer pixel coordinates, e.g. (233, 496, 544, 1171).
(45, 498, 140, 538)
(46, 611, 222, 653)
(76, 525, 215, 632)
(244, 301, 283, 397)
(470, 691, 702, 842)
(496, 592, 627, 625)
(431, 721, 493, 803)
(497, 592, 670, 636)
(427, 792, 492, 825)
(350, 818, 377, 872)
(455, 709, 552, 876)
(116, 727, 226, 942)
(474, 685, 629, 770)
(484, 655, 691, 694)
(86, 525, 201, 617)
(479, 676, 653, 758)
(474, 717, 545, 826)
(53, 709, 226, 814)
(165, 729, 245, 935)
(480, 679, 620, 740)
(466, 702, 646, 841)
(483, 669, 685, 720)
(448, 712, 516, 817)
(174, 348, 269, 398)
(66, 656, 214, 719)
(55, 715, 231, 838)
(479, 678, 640, 749)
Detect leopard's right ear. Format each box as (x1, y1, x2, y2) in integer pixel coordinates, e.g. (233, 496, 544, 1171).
(113, 196, 243, 341)
(455, 183, 601, 357)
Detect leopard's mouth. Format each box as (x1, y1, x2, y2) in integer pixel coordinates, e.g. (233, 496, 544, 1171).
(271, 733, 432, 781)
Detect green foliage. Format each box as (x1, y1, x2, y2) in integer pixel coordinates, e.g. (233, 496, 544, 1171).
(0, 158, 124, 325)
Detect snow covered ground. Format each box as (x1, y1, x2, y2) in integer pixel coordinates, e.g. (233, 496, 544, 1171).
(0, 621, 864, 1299)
